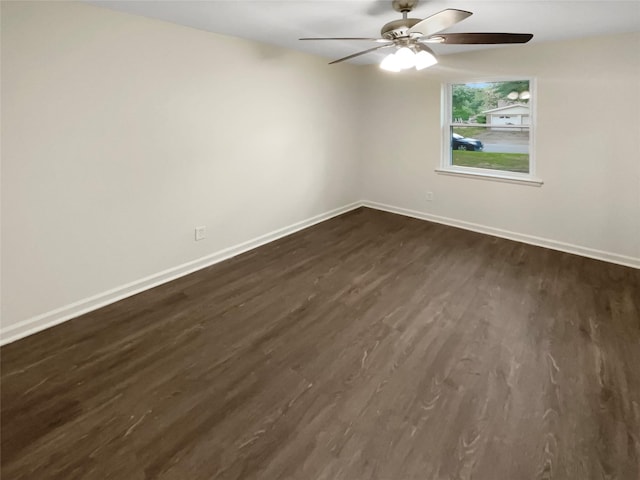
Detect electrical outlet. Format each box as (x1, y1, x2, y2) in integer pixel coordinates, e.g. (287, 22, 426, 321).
(426, 191, 434, 201)
(195, 226, 206, 241)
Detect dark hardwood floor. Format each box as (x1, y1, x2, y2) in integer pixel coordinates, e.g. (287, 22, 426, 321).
(2, 207, 639, 480)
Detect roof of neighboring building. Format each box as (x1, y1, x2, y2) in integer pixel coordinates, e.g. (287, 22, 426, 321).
(482, 104, 530, 114)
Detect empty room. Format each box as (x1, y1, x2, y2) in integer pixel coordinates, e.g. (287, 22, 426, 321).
(1, 0, 639, 478)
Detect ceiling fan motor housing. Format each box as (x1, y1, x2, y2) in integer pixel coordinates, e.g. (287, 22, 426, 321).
(381, 18, 422, 39)
(383, 0, 421, 39)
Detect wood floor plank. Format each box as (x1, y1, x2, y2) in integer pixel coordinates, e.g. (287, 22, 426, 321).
(2, 207, 639, 479)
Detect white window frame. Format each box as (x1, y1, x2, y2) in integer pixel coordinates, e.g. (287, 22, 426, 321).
(437, 78, 543, 186)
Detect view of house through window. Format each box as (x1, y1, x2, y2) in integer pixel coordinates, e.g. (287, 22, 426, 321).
(445, 80, 533, 175)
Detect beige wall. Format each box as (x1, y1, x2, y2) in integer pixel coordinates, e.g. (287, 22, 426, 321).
(360, 33, 640, 266)
(1, 2, 363, 340)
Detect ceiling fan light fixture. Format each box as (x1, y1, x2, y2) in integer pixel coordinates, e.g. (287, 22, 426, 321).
(414, 49, 437, 70)
(395, 46, 416, 69)
(380, 52, 402, 72)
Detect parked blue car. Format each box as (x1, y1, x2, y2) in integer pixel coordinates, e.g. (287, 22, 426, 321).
(452, 133, 483, 151)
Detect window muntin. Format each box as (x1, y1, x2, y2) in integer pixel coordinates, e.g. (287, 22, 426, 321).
(443, 80, 535, 178)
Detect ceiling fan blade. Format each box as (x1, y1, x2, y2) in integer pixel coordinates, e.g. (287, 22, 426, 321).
(408, 9, 472, 36)
(300, 37, 392, 43)
(328, 44, 393, 65)
(431, 33, 534, 44)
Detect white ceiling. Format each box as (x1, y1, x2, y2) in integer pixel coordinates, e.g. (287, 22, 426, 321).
(88, 0, 640, 65)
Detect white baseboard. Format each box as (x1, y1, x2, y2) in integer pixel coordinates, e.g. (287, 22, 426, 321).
(0, 202, 362, 346)
(362, 200, 640, 270)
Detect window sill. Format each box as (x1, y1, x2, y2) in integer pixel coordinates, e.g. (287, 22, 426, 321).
(435, 168, 543, 186)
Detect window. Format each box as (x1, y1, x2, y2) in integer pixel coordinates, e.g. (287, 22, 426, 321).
(440, 79, 541, 185)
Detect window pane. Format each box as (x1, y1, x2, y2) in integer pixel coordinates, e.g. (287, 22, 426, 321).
(449, 80, 531, 174)
(451, 126, 529, 174)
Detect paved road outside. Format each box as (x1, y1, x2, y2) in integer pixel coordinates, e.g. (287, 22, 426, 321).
(473, 130, 529, 144)
(474, 130, 529, 154)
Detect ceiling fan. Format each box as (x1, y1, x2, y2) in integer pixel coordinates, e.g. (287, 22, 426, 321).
(300, 0, 533, 71)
